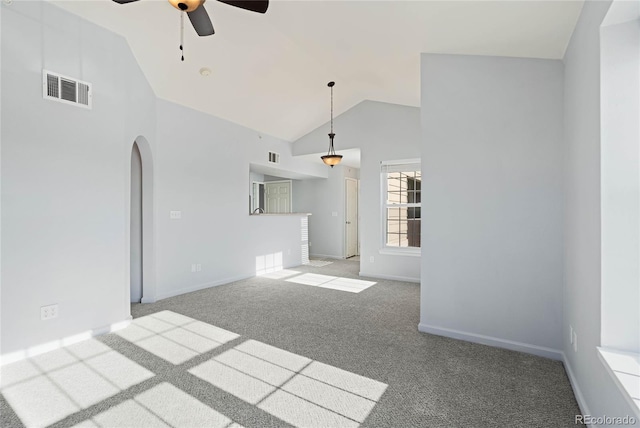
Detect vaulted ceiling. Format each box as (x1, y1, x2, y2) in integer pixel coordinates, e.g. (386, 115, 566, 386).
(51, 0, 584, 141)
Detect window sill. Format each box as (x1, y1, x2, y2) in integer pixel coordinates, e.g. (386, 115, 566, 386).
(379, 248, 421, 257)
(597, 347, 640, 419)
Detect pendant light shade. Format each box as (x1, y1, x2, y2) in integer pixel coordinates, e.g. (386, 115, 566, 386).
(321, 81, 342, 168)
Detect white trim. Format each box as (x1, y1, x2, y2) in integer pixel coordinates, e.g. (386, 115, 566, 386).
(418, 323, 563, 360)
(562, 352, 593, 424)
(379, 248, 421, 257)
(345, 177, 359, 259)
(380, 159, 422, 250)
(380, 158, 422, 167)
(251, 181, 264, 213)
(0, 317, 132, 366)
(155, 273, 252, 301)
(359, 271, 420, 283)
(597, 347, 640, 419)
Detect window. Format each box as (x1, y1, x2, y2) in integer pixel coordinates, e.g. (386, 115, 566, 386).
(381, 160, 421, 251)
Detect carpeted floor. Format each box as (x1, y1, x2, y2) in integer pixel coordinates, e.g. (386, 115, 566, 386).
(1, 259, 582, 427)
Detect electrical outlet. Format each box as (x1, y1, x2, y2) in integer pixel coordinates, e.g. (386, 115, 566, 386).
(287, 249, 291, 255)
(191, 264, 196, 272)
(41, 304, 58, 320)
(570, 325, 573, 344)
(369, 256, 374, 263)
(196, 264, 201, 272)
(573, 332, 578, 352)
(170, 211, 182, 219)
(332, 212, 338, 217)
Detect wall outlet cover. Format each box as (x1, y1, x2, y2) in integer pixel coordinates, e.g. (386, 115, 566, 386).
(41, 304, 59, 320)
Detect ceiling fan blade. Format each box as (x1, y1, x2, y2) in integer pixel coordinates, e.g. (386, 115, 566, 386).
(112, 0, 140, 4)
(217, 0, 269, 14)
(188, 7, 215, 36)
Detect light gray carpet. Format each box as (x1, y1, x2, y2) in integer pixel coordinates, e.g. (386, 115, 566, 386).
(304, 260, 334, 267)
(1, 259, 582, 427)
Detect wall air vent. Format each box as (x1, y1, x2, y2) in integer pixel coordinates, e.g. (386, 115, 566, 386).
(43, 70, 92, 109)
(268, 152, 280, 164)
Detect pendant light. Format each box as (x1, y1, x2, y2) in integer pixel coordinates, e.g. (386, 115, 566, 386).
(321, 81, 343, 167)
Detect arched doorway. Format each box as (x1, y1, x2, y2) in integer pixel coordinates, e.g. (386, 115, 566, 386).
(129, 136, 155, 306)
(130, 143, 143, 303)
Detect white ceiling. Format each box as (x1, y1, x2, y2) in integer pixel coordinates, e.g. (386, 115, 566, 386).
(51, 0, 584, 142)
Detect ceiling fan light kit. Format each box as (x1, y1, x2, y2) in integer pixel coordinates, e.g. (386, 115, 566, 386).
(321, 81, 343, 168)
(168, 0, 203, 12)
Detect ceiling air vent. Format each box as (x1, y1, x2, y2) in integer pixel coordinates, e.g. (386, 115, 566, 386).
(268, 152, 280, 164)
(43, 70, 92, 109)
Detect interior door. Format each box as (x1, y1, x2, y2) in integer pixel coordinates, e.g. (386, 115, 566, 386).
(345, 178, 359, 258)
(265, 180, 291, 214)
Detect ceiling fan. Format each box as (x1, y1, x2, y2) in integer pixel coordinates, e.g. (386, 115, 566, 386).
(112, 0, 269, 37)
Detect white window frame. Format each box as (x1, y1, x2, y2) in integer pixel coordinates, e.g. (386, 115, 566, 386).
(380, 159, 421, 256)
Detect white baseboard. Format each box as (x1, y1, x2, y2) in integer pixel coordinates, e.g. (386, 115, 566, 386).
(0, 316, 132, 366)
(562, 352, 592, 423)
(147, 260, 304, 303)
(359, 271, 420, 283)
(155, 273, 253, 301)
(418, 323, 563, 360)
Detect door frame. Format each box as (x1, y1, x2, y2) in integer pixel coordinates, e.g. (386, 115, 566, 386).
(344, 177, 360, 258)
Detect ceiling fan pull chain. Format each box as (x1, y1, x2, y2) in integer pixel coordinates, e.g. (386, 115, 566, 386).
(180, 11, 185, 61)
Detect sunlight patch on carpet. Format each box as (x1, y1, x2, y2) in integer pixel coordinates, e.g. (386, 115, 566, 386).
(285, 273, 376, 293)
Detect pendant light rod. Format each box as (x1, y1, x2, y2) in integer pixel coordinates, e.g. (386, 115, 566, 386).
(329, 81, 334, 135)
(321, 81, 342, 168)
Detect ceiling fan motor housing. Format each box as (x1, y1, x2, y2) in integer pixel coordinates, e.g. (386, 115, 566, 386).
(168, 0, 204, 12)
(114, 0, 268, 39)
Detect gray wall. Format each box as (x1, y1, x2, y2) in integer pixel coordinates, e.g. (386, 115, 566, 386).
(419, 54, 564, 359)
(600, 18, 640, 353)
(153, 100, 322, 300)
(0, 1, 325, 360)
(294, 101, 421, 282)
(293, 164, 360, 259)
(563, 0, 640, 420)
(1, 1, 156, 357)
